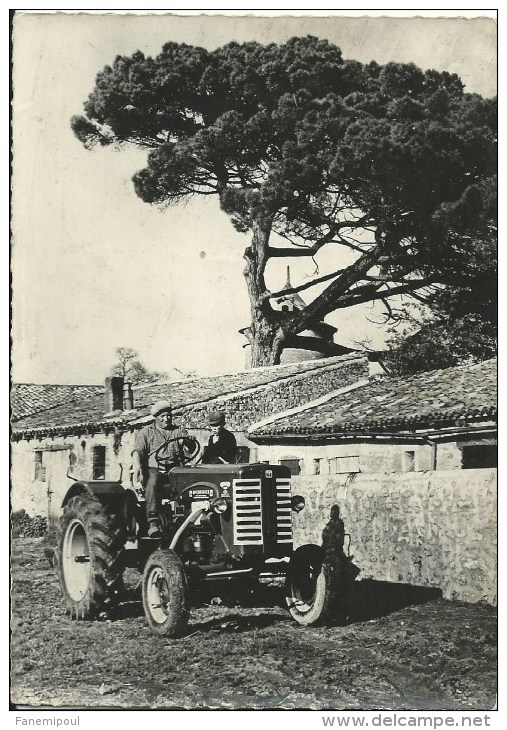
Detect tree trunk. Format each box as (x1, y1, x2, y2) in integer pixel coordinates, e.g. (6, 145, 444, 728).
(243, 218, 286, 367)
(245, 321, 285, 367)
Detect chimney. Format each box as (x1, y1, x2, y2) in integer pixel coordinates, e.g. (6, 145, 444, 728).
(123, 382, 134, 411)
(105, 376, 124, 413)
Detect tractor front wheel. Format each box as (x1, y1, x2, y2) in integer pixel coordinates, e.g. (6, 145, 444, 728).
(286, 544, 333, 626)
(142, 549, 189, 637)
(57, 493, 125, 619)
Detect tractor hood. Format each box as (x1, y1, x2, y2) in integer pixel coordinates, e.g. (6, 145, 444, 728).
(168, 462, 291, 499)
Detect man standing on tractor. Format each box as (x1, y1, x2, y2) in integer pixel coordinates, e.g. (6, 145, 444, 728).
(201, 410, 237, 464)
(132, 400, 188, 537)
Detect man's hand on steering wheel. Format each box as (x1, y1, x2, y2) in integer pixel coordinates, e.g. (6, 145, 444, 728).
(180, 436, 200, 463)
(153, 435, 201, 468)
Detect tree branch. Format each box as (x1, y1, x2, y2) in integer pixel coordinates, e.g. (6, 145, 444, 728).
(329, 278, 437, 310)
(286, 245, 384, 331)
(266, 268, 342, 300)
(267, 246, 325, 258)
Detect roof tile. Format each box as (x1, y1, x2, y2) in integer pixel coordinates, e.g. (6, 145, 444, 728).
(250, 359, 497, 437)
(12, 353, 366, 434)
(11, 384, 103, 421)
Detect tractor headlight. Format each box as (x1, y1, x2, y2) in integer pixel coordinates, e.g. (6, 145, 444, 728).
(291, 495, 305, 513)
(211, 497, 229, 514)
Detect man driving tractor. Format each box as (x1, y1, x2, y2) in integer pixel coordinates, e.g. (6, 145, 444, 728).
(132, 400, 188, 537)
(58, 402, 336, 635)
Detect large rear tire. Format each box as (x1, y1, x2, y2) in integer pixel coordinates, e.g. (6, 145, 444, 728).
(57, 493, 125, 619)
(142, 548, 189, 637)
(286, 544, 333, 626)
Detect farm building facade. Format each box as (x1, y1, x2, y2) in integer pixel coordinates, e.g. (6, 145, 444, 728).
(248, 358, 497, 475)
(11, 356, 497, 604)
(248, 358, 497, 604)
(11, 353, 368, 521)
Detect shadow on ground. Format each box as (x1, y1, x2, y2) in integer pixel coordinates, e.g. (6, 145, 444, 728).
(115, 578, 286, 621)
(115, 575, 441, 628)
(190, 611, 286, 633)
(347, 580, 442, 623)
(319, 505, 443, 624)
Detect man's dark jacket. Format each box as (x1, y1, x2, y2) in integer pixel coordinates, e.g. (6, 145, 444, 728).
(201, 429, 237, 464)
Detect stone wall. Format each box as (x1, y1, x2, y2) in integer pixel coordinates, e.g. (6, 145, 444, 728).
(11, 431, 128, 523)
(256, 440, 436, 475)
(179, 357, 368, 430)
(12, 429, 497, 604)
(291, 469, 497, 605)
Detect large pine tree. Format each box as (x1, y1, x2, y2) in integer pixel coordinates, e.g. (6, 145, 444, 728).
(73, 37, 497, 366)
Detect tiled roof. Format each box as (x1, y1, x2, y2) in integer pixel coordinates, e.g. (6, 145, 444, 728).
(11, 383, 103, 422)
(12, 353, 366, 435)
(249, 359, 497, 438)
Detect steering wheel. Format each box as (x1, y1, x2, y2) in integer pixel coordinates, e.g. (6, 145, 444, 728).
(153, 435, 201, 469)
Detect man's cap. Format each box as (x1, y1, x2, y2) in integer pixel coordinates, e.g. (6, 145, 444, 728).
(151, 400, 173, 417)
(208, 410, 225, 426)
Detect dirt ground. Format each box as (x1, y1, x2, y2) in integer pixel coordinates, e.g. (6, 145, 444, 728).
(10, 537, 497, 711)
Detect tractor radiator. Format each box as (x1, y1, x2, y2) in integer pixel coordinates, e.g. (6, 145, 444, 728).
(233, 479, 263, 545)
(232, 477, 293, 546)
(275, 476, 293, 544)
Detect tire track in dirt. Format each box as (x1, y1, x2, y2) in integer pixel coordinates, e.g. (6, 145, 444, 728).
(11, 537, 497, 710)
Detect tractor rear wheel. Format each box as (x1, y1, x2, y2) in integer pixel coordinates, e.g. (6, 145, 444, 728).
(57, 493, 125, 619)
(142, 548, 189, 637)
(285, 544, 333, 626)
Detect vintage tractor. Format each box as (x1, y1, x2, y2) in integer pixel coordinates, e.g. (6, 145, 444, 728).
(57, 435, 341, 636)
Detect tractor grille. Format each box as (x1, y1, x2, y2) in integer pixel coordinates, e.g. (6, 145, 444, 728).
(233, 479, 263, 545)
(232, 476, 293, 546)
(275, 477, 293, 543)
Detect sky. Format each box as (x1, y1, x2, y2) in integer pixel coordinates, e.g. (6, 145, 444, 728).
(11, 10, 497, 385)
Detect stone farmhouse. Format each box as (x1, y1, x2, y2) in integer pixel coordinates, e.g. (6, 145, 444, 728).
(249, 358, 497, 474)
(11, 356, 497, 604)
(248, 358, 497, 604)
(11, 353, 368, 521)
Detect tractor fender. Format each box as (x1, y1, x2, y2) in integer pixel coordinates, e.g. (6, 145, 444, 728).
(61, 481, 127, 510)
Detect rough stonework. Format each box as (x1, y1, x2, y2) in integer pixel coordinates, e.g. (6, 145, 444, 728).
(250, 359, 497, 438)
(179, 358, 368, 430)
(291, 469, 497, 605)
(10, 356, 369, 520)
(11, 354, 369, 435)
